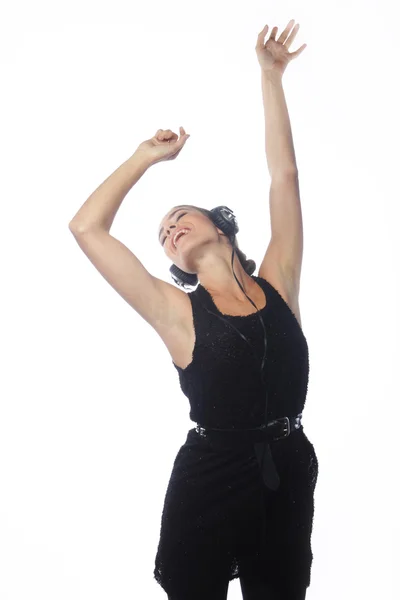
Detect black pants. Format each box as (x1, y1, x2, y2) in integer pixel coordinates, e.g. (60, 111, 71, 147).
(239, 575, 307, 600)
(168, 575, 307, 600)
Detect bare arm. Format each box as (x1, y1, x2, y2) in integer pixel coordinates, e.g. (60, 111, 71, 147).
(68, 150, 187, 332)
(69, 151, 152, 233)
(259, 70, 303, 309)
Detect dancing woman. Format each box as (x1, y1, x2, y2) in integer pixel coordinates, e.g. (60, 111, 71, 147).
(69, 19, 317, 600)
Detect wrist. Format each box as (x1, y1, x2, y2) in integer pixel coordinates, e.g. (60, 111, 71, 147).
(131, 150, 154, 170)
(261, 69, 283, 84)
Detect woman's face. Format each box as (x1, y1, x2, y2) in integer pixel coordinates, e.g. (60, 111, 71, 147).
(157, 206, 224, 268)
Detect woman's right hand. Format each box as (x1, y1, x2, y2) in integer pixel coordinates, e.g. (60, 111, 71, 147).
(135, 127, 190, 166)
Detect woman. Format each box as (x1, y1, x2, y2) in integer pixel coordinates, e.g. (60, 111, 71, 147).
(69, 19, 317, 600)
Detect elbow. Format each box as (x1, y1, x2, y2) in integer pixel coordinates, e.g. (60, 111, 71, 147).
(69, 221, 88, 234)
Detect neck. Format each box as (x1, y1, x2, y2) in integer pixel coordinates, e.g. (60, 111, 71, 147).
(197, 254, 254, 302)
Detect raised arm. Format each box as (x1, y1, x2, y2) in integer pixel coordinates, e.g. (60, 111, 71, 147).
(255, 20, 306, 315)
(68, 150, 187, 332)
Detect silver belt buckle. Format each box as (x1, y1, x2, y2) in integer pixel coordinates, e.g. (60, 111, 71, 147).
(196, 424, 207, 438)
(273, 416, 290, 441)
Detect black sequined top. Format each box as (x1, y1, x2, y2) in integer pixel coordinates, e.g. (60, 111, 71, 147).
(173, 275, 309, 426)
(154, 275, 319, 596)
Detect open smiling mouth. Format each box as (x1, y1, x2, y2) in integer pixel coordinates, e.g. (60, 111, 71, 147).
(173, 229, 191, 249)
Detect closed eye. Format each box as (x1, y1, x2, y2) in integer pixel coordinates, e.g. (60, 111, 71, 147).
(162, 212, 187, 245)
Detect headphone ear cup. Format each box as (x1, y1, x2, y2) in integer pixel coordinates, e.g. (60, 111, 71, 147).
(210, 206, 239, 238)
(170, 263, 198, 289)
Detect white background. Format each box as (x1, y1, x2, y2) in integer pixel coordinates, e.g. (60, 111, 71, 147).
(1, 1, 399, 599)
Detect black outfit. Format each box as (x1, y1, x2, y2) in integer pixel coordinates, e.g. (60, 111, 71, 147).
(153, 275, 319, 599)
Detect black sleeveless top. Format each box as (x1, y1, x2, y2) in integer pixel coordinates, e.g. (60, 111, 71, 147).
(173, 274, 309, 425)
(154, 275, 319, 597)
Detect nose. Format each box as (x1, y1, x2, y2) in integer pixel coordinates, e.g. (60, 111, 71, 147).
(166, 224, 177, 237)
(164, 225, 178, 248)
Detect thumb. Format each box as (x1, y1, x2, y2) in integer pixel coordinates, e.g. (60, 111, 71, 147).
(179, 126, 191, 142)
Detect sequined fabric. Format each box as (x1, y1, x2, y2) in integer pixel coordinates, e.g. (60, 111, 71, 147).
(153, 275, 318, 597)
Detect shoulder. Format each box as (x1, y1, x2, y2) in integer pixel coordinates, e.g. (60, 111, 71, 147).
(257, 264, 302, 330)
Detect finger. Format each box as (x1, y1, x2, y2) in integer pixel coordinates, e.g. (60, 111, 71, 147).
(159, 129, 173, 140)
(278, 19, 295, 44)
(284, 23, 300, 49)
(269, 26, 278, 41)
(179, 126, 190, 143)
(290, 43, 307, 60)
(156, 130, 167, 140)
(162, 131, 177, 142)
(256, 24, 269, 47)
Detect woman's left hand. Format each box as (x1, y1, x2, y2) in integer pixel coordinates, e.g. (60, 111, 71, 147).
(255, 19, 307, 77)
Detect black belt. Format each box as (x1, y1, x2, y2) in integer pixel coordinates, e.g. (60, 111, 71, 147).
(195, 414, 303, 491)
(195, 414, 302, 442)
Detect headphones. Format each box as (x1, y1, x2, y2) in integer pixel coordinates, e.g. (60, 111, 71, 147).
(169, 205, 280, 490)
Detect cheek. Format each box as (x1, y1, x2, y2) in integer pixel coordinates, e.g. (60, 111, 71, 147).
(165, 243, 175, 257)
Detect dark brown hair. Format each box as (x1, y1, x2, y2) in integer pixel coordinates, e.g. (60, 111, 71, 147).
(171, 204, 256, 276)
